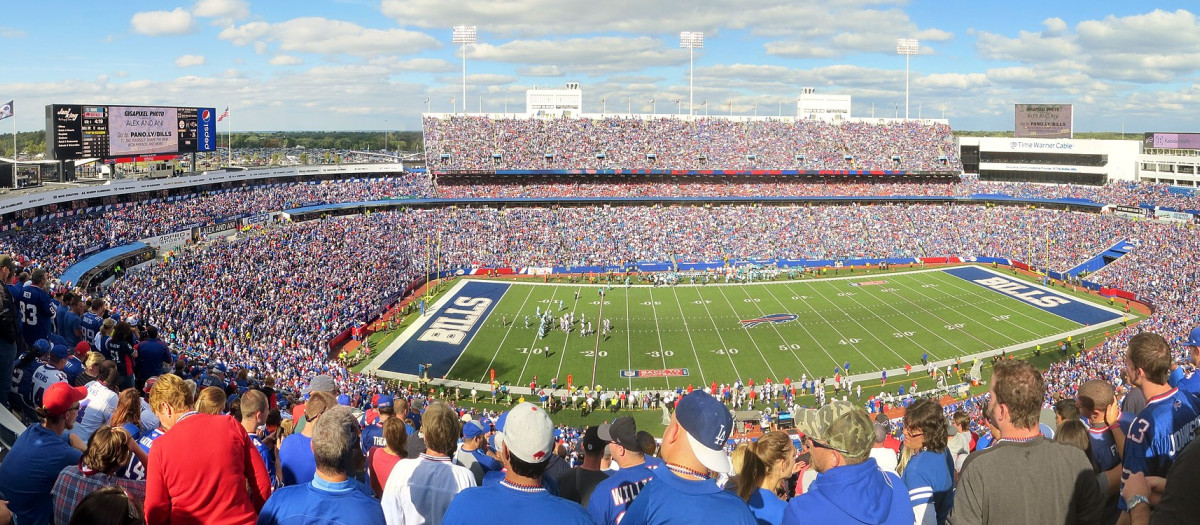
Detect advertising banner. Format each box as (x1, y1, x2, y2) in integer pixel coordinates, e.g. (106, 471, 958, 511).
(1014, 104, 1072, 139)
(108, 106, 178, 156)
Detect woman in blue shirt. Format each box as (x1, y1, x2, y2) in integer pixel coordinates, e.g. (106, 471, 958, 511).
(733, 431, 797, 525)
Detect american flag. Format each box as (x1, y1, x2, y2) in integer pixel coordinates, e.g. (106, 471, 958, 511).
(217, 106, 229, 122)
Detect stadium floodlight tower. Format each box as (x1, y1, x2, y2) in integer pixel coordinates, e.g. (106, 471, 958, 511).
(680, 31, 703, 117)
(896, 38, 919, 120)
(453, 25, 477, 114)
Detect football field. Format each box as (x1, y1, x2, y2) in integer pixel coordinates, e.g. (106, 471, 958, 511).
(367, 266, 1126, 391)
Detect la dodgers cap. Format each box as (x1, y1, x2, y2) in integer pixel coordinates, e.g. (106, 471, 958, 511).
(795, 400, 874, 461)
(1186, 327, 1200, 348)
(495, 402, 555, 464)
(598, 417, 639, 450)
(675, 390, 735, 474)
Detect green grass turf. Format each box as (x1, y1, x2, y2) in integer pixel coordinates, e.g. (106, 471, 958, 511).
(441, 266, 1121, 392)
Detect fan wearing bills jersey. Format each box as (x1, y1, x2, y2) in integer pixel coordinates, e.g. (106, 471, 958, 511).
(1118, 332, 1200, 515)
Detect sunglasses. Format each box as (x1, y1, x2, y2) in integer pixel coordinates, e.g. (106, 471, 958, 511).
(804, 435, 845, 453)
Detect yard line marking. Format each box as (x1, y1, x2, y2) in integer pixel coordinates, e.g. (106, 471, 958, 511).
(669, 287, 707, 385)
(712, 285, 780, 381)
(477, 285, 537, 382)
(781, 280, 881, 371)
(646, 288, 673, 390)
(690, 287, 744, 382)
(515, 287, 561, 386)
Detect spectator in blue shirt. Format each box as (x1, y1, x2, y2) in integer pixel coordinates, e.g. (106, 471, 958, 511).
(258, 405, 383, 525)
(133, 326, 173, 392)
(0, 382, 88, 525)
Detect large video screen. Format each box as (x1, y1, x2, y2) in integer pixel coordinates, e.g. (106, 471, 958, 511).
(1144, 132, 1200, 150)
(1014, 104, 1072, 139)
(46, 104, 217, 160)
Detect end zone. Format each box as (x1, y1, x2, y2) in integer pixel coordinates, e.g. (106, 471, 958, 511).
(942, 266, 1124, 325)
(364, 280, 510, 379)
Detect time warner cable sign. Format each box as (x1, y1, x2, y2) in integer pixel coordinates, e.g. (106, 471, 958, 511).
(1014, 104, 1073, 139)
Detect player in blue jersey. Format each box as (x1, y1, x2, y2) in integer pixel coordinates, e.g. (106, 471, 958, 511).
(587, 416, 662, 525)
(18, 270, 56, 346)
(1119, 332, 1200, 516)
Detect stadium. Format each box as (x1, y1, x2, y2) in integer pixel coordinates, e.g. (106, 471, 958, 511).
(3, 12, 1200, 525)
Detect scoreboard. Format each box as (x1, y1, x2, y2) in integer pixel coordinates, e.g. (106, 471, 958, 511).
(46, 104, 217, 160)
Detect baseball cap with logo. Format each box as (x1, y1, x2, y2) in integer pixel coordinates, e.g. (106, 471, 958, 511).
(376, 394, 394, 409)
(144, 376, 159, 394)
(795, 400, 874, 461)
(1187, 327, 1200, 348)
(598, 416, 639, 449)
(581, 425, 606, 454)
(495, 402, 555, 463)
(674, 390, 735, 473)
(43, 383, 88, 417)
(463, 420, 488, 439)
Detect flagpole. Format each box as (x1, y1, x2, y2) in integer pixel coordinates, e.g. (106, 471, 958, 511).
(227, 108, 232, 167)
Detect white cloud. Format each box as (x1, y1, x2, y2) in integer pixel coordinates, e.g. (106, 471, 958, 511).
(0, 27, 26, 38)
(130, 8, 196, 36)
(269, 55, 303, 66)
(174, 54, 207, 67)
(518, 65, 564, 77)
(436, 73, 517, 86)
(973, 19, 1079, 63)
(380, 0, 952, 60)
(916, 73, 989, 91)
(192, 0, 250, 20)
(470, 36, 683, 75)
(218, 17, 440, 57)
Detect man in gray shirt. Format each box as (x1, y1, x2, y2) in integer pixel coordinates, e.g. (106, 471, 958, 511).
(951, 359, 1104, 525)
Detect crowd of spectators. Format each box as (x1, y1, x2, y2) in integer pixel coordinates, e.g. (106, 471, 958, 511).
(423, 116, 961, 172)
(0, 176, 432, 275)
(435, 174, 1200, 211)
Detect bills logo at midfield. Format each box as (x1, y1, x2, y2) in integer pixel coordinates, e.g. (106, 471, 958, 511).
(740, 313, 799, 328)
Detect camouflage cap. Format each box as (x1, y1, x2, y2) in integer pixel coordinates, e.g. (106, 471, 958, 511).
(794, 401, 874, 461)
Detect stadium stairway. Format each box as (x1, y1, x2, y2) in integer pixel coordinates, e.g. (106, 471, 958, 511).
(1065, 239, 1135, 276)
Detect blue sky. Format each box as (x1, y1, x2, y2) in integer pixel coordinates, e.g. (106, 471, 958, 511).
(2, 0, 1199, 132)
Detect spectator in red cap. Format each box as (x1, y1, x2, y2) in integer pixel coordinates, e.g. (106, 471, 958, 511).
(0, 381, 88, 524)
(143, 373, 271, 524)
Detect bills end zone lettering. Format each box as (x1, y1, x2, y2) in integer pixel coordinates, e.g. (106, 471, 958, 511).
(942, 266, 1122, 326)
(380, 281, 510, 378)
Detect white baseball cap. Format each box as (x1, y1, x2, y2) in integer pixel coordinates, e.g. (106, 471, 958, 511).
(495, 402, 555, 463)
